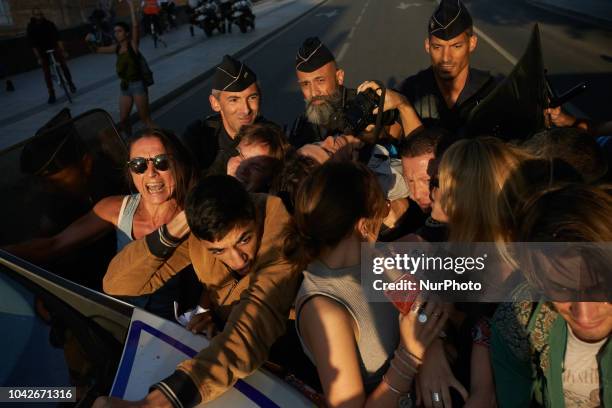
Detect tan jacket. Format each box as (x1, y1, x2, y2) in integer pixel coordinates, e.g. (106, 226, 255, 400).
(103, 195, 301, 402)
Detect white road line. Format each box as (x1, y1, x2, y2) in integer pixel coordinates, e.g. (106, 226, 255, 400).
(355, 15, 362, 25)
(473, 25, 517, 67)
(348, 26, 356, 39)
(336, 42, 351, 62)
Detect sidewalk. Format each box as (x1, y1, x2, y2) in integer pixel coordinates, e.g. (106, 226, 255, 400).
(0, 0, 324, 150)
(526, 0, 612, 28)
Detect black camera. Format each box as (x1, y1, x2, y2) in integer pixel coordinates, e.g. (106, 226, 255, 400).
(329, 88, 398, 136)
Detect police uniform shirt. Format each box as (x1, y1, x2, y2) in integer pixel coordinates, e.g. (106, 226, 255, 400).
(399, 67, 495, 135)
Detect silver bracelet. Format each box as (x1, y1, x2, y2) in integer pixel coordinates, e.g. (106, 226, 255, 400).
(399, 345, 422, 365)
(390, 358, 417, 381)
(382, 374, 410, 395)
(394, 349, 419, 372)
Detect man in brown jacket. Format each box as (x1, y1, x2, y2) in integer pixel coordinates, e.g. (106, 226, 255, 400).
(96, 175, 301, 408)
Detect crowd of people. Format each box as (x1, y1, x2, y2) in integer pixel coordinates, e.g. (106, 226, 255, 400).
(8, 0, 611, 407)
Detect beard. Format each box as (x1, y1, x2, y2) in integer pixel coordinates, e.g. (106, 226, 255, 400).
(304, 90, 342, 126)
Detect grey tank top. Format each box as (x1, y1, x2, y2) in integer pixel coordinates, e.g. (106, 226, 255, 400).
(116, 193, 141, 252)
(295, 260, 400, 389)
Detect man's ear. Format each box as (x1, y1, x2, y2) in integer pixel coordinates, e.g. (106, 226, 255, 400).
(424, 37, 431, 54)
(209, 94, 221, 113)
(336, 68, 345, 86)
(469, 34, 478, 53)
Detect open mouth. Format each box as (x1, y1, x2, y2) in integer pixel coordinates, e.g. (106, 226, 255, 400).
(145, 182, 165, 194)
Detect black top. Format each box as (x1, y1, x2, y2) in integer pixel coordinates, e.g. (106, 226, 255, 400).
(288, 86, 356, 148)
(27, 18, 60, 52)
(399, 67, 495, 136)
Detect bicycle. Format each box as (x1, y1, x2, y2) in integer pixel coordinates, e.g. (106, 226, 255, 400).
(46, 49, 72, 103)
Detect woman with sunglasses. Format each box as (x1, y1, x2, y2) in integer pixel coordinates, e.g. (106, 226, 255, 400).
(284, 161, 448, 407)
(5, 128, 194, 285)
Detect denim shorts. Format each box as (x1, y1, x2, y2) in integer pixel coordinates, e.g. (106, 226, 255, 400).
(120, 81, 148, 97)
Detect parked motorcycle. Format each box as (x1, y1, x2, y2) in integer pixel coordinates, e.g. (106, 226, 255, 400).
(230, 0, 255, 33)
(190, 0, 226, 37)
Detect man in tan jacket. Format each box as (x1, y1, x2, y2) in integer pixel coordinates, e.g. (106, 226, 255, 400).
(96, 175, 301, 408)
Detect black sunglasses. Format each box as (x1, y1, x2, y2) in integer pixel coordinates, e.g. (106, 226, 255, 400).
(127, 154, 171, 174)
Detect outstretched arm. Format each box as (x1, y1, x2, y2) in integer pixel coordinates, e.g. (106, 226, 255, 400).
(128, 0, 140, 50)
(3, 196, 121, 264)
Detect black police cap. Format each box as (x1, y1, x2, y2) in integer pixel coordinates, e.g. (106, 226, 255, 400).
(212, 55, 257, 92)
(428, 0, 473, 41)
(295, 37, 335, 73)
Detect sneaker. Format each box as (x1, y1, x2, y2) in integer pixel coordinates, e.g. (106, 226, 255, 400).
(48, 93, 56, 104)
(6, 80, 14, 92)
(68, 82, 77, 93)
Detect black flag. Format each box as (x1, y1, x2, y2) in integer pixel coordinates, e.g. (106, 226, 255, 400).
(466, 24, 546, 141)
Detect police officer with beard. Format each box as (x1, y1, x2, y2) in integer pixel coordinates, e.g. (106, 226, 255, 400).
(290, 37, 423, 149)
(289, 37, 356, 148)
(399, 0, 496, 136)
(182, 55, 277, 176)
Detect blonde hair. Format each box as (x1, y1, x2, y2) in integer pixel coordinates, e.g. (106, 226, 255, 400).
(438, 137, 530, 245)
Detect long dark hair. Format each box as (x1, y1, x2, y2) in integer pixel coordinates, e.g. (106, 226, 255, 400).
(126, 128, 195, 207)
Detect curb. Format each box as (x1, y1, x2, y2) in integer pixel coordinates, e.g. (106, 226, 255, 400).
(525, 0, 612, 30)
(131, 0, 329, 125)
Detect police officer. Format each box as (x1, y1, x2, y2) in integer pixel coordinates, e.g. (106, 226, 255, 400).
(291, 37, 422, 149)
(182, 55, 274, 175)
(399, 0, 496, 135)
(289, 37, 354, 148)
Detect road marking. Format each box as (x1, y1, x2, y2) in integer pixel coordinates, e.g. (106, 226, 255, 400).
(336, 42, 351, 62)
(397, 2, 422, 10)
(355, 15, 362, 25)
(348, 26, 356, 39)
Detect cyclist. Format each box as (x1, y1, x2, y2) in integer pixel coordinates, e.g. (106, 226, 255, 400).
(89, 0, 155, 135)
(27, 8, 77, 104)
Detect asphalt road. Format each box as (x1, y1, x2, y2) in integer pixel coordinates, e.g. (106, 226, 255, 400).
(153, 0, 612, 135)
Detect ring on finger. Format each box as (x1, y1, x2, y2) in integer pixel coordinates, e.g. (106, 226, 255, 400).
(417, 311, 428, 324)
(432, 391, 442, 403)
